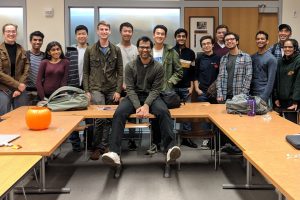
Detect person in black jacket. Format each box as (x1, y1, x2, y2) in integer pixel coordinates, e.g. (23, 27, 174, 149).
(274, 39, 300, 123)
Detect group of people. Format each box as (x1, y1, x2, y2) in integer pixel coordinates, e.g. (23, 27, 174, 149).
(0, 21, 299, 168)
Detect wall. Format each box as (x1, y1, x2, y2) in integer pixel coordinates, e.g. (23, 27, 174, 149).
(282, 0, 300, 42)
(26, 0, 65, 51)
(25, 0, 299, 52)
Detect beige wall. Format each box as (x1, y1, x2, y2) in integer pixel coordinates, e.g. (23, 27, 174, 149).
(26, 0, 65, 52)
(282, 0, 300, 42)
(25, 0, 299, 52)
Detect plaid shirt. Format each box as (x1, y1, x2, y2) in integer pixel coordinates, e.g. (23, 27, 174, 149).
(217, 50, 252, 99)
(268, 43, 283, 61)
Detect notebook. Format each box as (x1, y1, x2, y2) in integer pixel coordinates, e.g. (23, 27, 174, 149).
(0, 134, 20, 146)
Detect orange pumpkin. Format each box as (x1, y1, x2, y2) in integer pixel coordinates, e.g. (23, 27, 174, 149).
(25, 107, 52, 130)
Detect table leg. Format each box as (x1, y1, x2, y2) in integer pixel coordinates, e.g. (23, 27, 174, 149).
(8, 190, 14, 200)
(223, 160, 274, 189)
(164, 163, 171, 178)
(15, 156, 71, 194)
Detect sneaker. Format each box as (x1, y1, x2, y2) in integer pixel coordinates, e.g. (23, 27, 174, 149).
(200, 139, 210, 149)
(166, 146, 181, 163)
(102, 152, 121, 167)
(181, 138, 198, 148)
(128, 139, 137, 151)
(145, 144, 158, 155)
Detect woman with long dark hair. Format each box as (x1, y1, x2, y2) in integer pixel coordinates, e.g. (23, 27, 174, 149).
(36, 41, 69, 100)
(274, 39, 300, 123)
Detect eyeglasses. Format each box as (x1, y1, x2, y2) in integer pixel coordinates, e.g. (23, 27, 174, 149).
(138, 46, 151, 50)
(225, 38, 236, 42)
(4, 30, 17, 34)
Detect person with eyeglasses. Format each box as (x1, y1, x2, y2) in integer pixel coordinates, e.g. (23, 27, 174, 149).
(0, 23, 29, 115)
(102, 36, 181, 170)
(216, 32, 252, 103)
(273, 39, 300, 123)
(216, 32, 252, 154)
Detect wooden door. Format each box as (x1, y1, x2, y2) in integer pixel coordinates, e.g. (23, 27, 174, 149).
(223, 8, 259, 54)
(258, 13, 278, 48)
(223, 8, 278, 54)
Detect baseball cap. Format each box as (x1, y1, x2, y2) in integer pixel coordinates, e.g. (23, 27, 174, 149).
(279, 24, 292, 32)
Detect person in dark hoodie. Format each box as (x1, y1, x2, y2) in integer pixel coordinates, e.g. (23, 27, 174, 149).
(274, 38, 300, 123)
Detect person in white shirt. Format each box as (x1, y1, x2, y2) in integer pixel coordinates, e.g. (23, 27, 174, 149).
(116, 22, 139, 151)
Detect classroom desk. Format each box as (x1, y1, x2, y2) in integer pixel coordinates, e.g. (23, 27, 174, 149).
(244, 150, 300, 200)
(210, 110, 300, 152)
(2, 103, 300, 198)
(0, 155, 41, 199)
(1, 102, 211, 119)
(209, 107, 300, 199)
(0, 115, 83, 194)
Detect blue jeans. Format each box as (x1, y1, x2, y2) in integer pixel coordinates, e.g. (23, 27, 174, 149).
(0, 90, 28, 115)
(174, 87, 192, 132)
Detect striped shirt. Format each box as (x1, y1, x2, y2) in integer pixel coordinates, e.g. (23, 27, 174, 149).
(27, 52, 44, 89)
(217, 50, 253, 100)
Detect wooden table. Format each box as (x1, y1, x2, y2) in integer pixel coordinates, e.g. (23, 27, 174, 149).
(0, 115, 83, 156)
(244, 150, 300, 200)
(0, 115, 83, 194)
(1, 103, 211, 119)
(0, 155, 41, 199)
(210, 111, 300, 152)
(2, 103, 300, 198)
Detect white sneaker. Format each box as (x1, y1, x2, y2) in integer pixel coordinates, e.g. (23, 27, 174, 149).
(166, 146, 181, 163)
(102, 152, 121, 166)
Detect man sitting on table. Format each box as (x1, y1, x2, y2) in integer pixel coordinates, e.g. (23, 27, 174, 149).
(102, 36, 181, 166)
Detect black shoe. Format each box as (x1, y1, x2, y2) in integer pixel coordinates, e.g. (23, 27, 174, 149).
(221, 144, 242, 155)
(128, 140, 137, 151)
(181, 138, 198, 148)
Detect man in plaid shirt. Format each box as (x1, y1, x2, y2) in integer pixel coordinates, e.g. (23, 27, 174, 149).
(216, 32, 252, 102)
(268, 24, 292, 61)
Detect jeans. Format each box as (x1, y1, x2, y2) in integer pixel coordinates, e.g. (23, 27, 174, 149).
(174, 87, 192, 132)
(91, 90, 116, 149)
(0, 90, 28, 115)
(110, 96, 176, 155)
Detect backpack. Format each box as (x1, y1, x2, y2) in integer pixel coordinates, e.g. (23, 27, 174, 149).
(226, 94, 270, 115)
(37, 86, 89, 111)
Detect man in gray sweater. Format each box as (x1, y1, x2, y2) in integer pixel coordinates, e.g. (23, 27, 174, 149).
(102, 36, 181, 167)
(251, 31, 277, 103)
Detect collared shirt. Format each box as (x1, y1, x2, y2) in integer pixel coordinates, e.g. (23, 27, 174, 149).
(268, 43, 283, 61)
(217, 50, 253, 100)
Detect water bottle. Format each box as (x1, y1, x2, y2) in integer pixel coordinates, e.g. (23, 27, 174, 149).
(247, 97, 256, 116)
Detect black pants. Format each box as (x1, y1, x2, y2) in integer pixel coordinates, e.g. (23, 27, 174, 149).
(110, 96, 176, 155)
